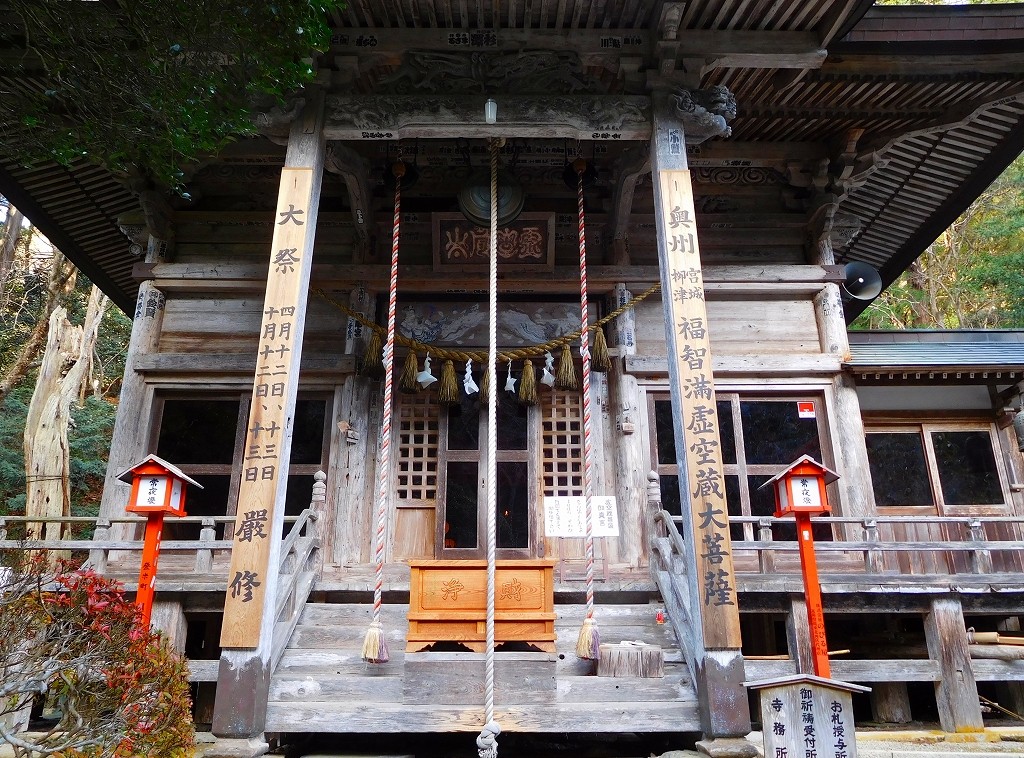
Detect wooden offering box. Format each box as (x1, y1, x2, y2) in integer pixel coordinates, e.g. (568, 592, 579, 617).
(406, 560, 557, 653)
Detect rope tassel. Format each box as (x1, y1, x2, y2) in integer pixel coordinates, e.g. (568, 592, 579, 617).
(360, 328, 384, 378)
(361, 620, 389, 663)
(438, 358, 460, 404)
(575, 616, 601, 660)
(399, 350, 419, 394)
(591, 325, 611, 373)
(479, 366, 490, 404)
(518, 359, 537, 406)
(555, 344, 578, 390)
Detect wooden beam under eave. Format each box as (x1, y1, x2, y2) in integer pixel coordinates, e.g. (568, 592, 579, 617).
(820, 50, 1024, 77)
(139, 263, 841, 294)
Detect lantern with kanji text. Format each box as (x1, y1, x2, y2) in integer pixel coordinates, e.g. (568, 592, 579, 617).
(119, 454, 200, 517)
(760, 455, 840, 678)
(117, 455, 202, 629)
(762, 454, 838, 518)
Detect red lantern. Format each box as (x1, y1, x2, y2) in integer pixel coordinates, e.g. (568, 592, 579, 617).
(760, 456, 840, 678)
(117, 455, 202, 628)
(763, 455, 838, 518)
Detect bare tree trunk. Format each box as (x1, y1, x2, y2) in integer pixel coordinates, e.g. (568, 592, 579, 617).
(0, 251, 73, 404)
(0, 205, 23, 294)
(24, 286, 107, 543)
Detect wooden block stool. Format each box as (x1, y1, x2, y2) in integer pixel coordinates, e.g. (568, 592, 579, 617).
(597, 641, 664, 678)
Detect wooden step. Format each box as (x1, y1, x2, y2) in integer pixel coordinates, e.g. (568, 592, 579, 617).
(266, 601, 699, 734)
(265, 699, 701, 734)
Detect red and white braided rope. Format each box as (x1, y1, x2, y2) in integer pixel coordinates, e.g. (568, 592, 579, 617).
(577, 165, 596, 620)
(372, 172, 401, 624)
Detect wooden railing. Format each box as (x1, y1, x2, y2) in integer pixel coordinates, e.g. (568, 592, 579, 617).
(271, 471, 325, 670)
(0, 515, 239, 573)
(686, 514, 1024, 578)
(646, 473, 700, 684)
(0, 471, 327, 675)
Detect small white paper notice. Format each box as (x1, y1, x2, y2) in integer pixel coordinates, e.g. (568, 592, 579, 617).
(544, 496, 619, 537)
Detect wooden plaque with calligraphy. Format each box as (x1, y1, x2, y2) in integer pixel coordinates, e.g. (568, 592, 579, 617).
(220, 167, 317, 649)
(432, 213, 555, 271)
(655, 168, 742, 651)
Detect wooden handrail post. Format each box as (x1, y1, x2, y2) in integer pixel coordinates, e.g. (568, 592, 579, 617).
(0, 517, 7, 541)
(89, 518, 111, 573)
(194, 517, 216, 573)
(863, 518, 884, 574)
(757, 517, 775, 574)
(967, 519, 994, 575)
(310, 470, 327, 578)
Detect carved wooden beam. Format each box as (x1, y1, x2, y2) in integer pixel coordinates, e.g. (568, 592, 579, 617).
(324, 143, 372, 262)
(609, 146, 651, 264)
(322, 95, 652, 141)
(329, 28, 830, 74)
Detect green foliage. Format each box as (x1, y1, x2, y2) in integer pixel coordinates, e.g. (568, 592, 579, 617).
(1, 0, 342, 190)
(0, 382, 117, 518)
(853, 152, 1024, 330)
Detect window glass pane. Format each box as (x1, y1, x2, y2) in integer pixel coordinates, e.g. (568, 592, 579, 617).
(718, 400, 736, 465)
(866, 432, 933, 507)
(444, 462, 478, 549)
(157, 399, 240, 464)
(290, 400, 326, 464)
(447, 383, 481, 450)
(497, 391, 528, 450)
(659, 474, 681, 517)
(655, 400, 676, 464)
(740, 401, 821, 465)
(932, 430, 1004, 505)
(496, 461, 529, 549)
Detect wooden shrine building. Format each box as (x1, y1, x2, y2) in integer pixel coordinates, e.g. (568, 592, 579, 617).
(3, 2, 1024, 755)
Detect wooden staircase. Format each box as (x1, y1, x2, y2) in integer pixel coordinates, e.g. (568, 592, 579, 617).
(266, 600, 701, 734)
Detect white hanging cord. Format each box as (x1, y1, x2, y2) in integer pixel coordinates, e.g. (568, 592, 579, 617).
(476, 136, 502, 758)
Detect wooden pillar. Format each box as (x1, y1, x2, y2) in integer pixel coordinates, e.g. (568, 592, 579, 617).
(650, 92, 750, 746)
(212, 96, 325, 742)
(151, 600, 188, 653)
(871, 682, 913, 724)
(994, 617, 1024, 717)
(333, 286, 378, 565)
(609, 283, 646, 568)
(923, 597, 984, 733)
(786, 594, 814, 675)
(812, 239, 875, 521)
(98, 239, 166, 525)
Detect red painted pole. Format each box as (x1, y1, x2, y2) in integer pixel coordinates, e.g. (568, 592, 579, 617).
(795, 511, 830, 678)
(136, 513, 164, 629)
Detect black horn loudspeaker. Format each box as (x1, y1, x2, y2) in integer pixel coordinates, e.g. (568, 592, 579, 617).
(841, 262, 882, 301)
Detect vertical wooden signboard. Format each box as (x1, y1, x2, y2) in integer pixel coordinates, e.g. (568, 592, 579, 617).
(750, 676, 868, 758)
(221, 167, 316, 648)
(653, 133, 742, 651)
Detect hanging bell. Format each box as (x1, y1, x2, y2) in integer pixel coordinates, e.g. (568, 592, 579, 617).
(458, 170, 525, 227)
(417, 354, 438, 389)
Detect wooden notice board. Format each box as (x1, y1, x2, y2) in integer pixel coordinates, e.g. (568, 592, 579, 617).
(220, 167, 316, 648)
(656, 169, 742, 650)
